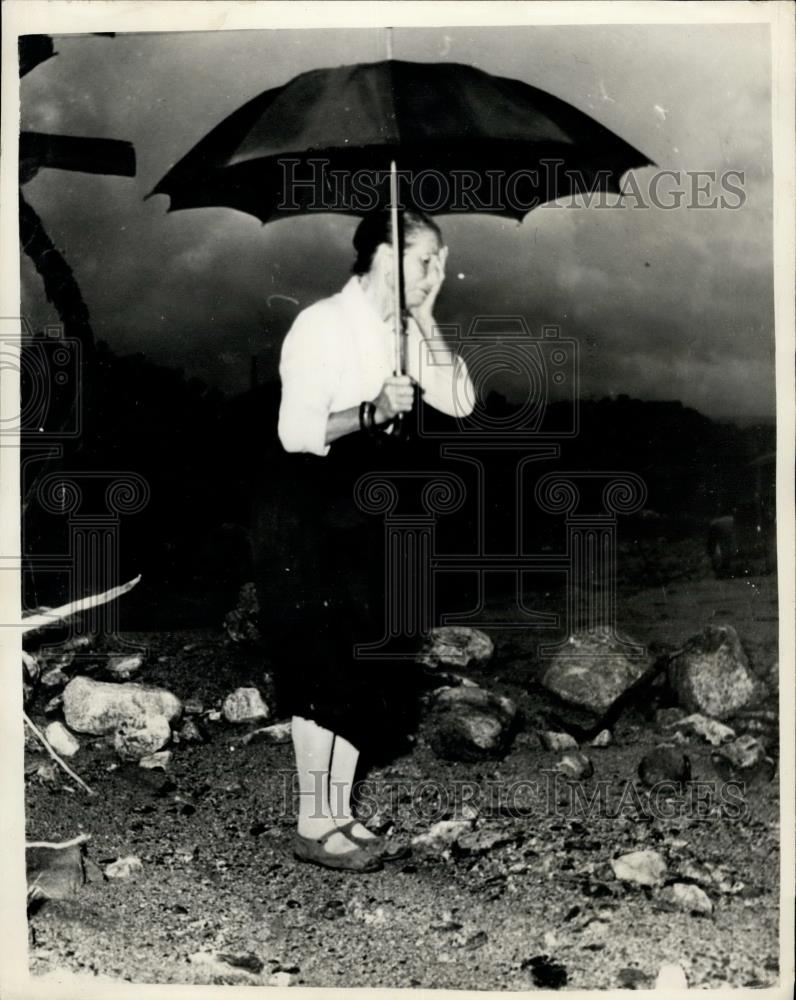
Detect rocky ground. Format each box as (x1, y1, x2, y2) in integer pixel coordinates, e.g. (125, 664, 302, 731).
(23, 562, 781, 990)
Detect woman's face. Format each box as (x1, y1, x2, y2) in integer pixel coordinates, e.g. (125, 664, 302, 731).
(401, 227, 443, 309)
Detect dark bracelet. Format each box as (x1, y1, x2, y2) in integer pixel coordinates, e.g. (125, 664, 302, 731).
(359, 400, 377, 434)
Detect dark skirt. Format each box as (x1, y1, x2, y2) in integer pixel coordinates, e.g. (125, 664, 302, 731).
(253, 432, 422, 757)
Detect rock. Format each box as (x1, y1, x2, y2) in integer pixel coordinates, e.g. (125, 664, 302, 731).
(554, 751, 594, 781)
(139, 750, 171, 770)
(538, 731, 578, 751)
(222, 686, 269, 724)
(184, 697, 204, 715)
(617, 967, 652, 989)
(240, 720, 292, 745)
(638, 748, 691, 788)
(44, 694, 64, 717)
(655, 962, 688, 989)
(40, 666, 69, 689)
(177, 719, 207, 744)
(541, 627, 650, 712)
(590, 729, 612, 747)
(712, 734, 776, 784)
(268, 971, 296, 987)
(106, 653, 144, 680)
(189, 951, 261, 983)
(427, 686, 516, 761)
(660, 882, 713, 915)
(417, 626, 494, 669)
(669, 625, 755, 719)
(63, 677, 182, 735)
(223, 582, 261, 643)
(666, 712, 735, 746)
(44, 721, 80, 758)
(114, 715, 171, 760)
(411, 819, 473, 855)
(104, 856, 143, 880)
(611, 849, 667, 886)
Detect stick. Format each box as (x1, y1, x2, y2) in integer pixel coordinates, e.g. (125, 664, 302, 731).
(21, 574, 141, 633)
(25, 833, 91, 850)
(23, 712, 96, 795)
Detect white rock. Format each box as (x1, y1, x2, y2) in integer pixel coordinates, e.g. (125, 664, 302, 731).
(104, 856, 143, 880)
(114, 715, 171, 760)
(655, 962, 688, 990)
(411, 819, 473, 854)
(667, 713, 735, 746)
(63, 676, 181, 735)
(590, 729, 612, 747)
(268, 971, 296, 987)
(554, 751, 594, 780)
(106, 653, 144, 680)
(660, 882, 714, 915)
(241, 720, 292, 745)
(669, 625, 755, 719)
(44, 721, 80, 758)
(138, 750, 172, 770)
(539, 731, 579, 751)
(417, 626, 494, 669)
(611, 849, 667, 886)
(222, 686, 269, 724)
(542, 627, 649, 712)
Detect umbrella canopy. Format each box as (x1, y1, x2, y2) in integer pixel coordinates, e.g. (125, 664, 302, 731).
(150, 59, 652, 223)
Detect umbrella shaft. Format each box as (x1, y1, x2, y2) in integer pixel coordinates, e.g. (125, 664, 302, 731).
(389, 159, 405, 376)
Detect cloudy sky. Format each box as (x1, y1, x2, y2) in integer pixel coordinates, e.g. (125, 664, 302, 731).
(19, 22, 773, 420)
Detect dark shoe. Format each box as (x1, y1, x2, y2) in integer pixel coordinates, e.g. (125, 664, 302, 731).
(293, 828, 383, 872)
(336, 820, 411, 862)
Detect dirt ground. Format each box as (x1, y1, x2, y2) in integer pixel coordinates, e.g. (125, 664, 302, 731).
(24, 558, 781, 990)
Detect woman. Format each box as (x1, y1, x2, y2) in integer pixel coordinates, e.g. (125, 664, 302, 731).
(260, 209, 474, 872)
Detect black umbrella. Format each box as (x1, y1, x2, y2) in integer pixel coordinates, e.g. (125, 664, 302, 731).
(151, 59, 652, 375)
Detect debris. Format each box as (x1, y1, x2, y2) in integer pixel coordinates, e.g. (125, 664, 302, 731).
(177, 719, 207, 744)
(539, 731, 578, 751)
(184, 697, 204, 715)
(114, 715, 171, 761)
(411, 819, 473, 855)
(40, 666, 69, 689)
(655, 707, 687, 729)
(216, 952, 264, 974)
(240, 720, 292, 745)
(654, 962, 688, 989)
(456, 827, 518, 855)
(223, 582, 261, 643)
(541, 627, 650, 712)
(417, 626, 494, 669)
(554, 751, 594, 781)
(590, 729, 612, 747)
(665, 712, 735, 746)
(104, 856, 143, 880)
(668, 625, 756, 719)
(43, 694, 63, 716)
(522, 954, 568, 989)
(712, 734, 776, 784)
(138, 750, 172, 770)
(611, 849, 667, 886)
(106, 653, 144, 680)
(660, 882, 713, 915)
(23, 712, 95, 795)
(427, 686, 516, 761)
(638, 748, 691, 788)
(462, 930, 488, 950)
(63, 676, 182, 735)
(43, 721, 80, 758)
(222, 686, 269, 724)
(26, 837, 88, 901)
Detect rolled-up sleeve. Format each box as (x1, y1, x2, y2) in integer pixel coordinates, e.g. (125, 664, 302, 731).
(406, 320, 476, 417)
(278, 307, 338, 456)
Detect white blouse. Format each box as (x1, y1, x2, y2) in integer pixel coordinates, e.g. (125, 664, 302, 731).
(278, 276, 475, 456)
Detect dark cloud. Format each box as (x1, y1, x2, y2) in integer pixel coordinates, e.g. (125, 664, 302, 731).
(20, 24, 774, 418)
